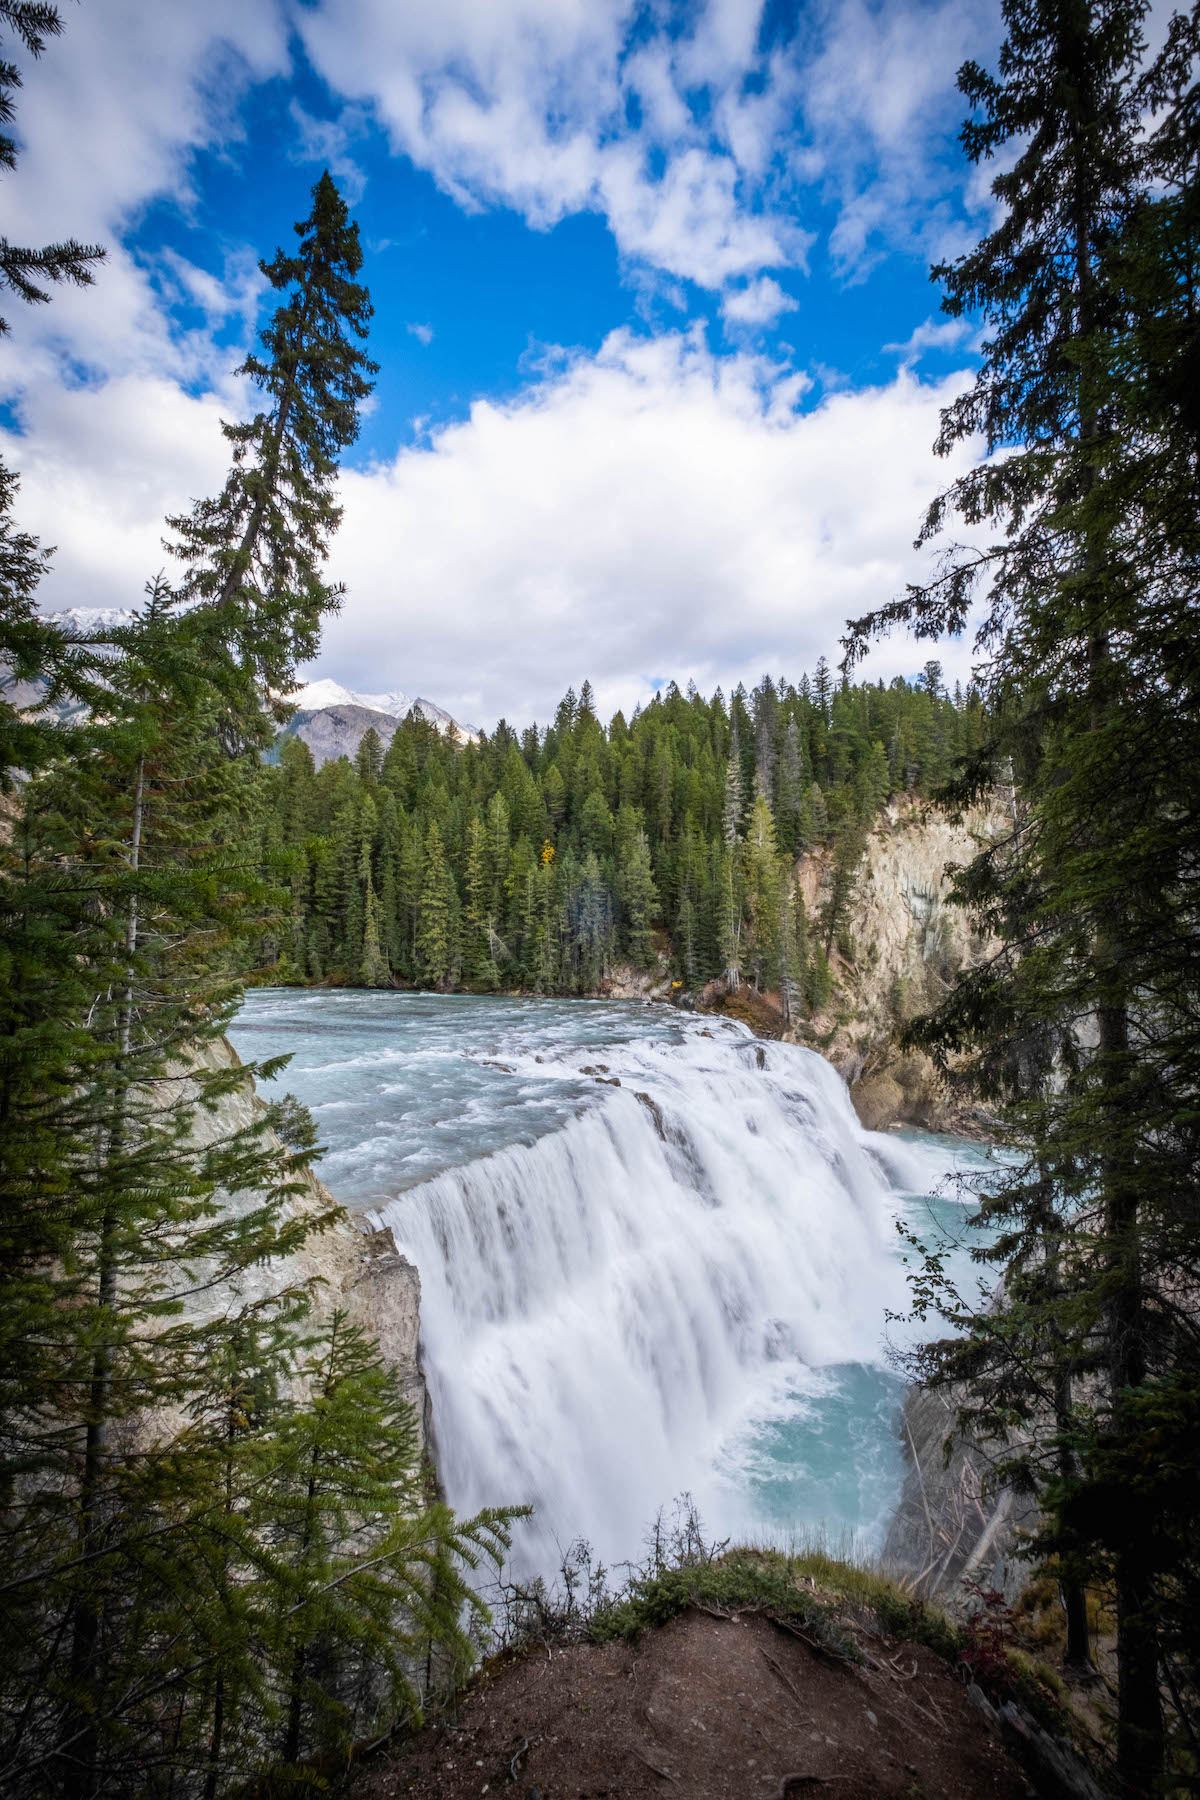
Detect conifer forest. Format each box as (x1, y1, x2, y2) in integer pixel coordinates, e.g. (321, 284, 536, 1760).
(1, 1, 1199, 1796)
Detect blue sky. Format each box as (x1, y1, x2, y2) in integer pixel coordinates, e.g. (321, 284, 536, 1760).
(1, 0, 1003, 726)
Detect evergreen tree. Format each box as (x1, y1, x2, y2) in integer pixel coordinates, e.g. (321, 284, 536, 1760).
(416, 822, 454, 987)
(821, 820, 866, 956)
(0, 163, 519, 1796)
(745, 791, 782, 991)
(168, 171, 377, 697)
(722, 725, 745, 848)
(261, 1312, 514, 1775)
(844, 0, 1200, 1776)
(258, 668, 972, 1008)
(619, 827, 658, 969)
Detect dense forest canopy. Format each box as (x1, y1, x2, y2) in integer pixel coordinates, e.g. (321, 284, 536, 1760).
(262, 660, 981, 998)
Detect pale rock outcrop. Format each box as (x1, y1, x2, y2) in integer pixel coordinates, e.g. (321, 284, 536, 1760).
(883, 1382, 1038, 1609)
(187, 1035, 427, 1445)
(793, 797, 1004, 1132)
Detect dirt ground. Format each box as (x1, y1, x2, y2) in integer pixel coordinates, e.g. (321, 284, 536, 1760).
(353, 1609, 1034, 1800)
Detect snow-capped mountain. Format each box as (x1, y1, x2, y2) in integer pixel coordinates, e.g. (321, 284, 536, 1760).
(27, 612, 478, 761)
(284, 677, 478, 746)
(48, 606, 139, 635)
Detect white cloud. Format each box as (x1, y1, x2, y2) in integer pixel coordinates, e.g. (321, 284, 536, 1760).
(884, 316, 974, 366)
(10, 318, 982, 729)
(3, 1, 288, 250)
(288, 100, 369, 202)
(0, 1, 285, 603)
(311, 329, 981, 726)
(721, 276, 798, 328)
(297, 0, 812, 297)
(295, 0, 1002, 297)
(0, 2, 995, 734)
(796, 0, 1000, 278)
(407, 322, 434, 346)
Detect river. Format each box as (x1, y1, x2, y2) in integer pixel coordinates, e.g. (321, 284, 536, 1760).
(229, 989, 993, 1579)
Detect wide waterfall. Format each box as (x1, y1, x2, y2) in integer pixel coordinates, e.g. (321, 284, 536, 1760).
(231, 991, 986, 1579)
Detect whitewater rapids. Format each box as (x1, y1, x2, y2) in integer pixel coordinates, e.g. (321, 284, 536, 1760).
(230, 991, 984, 1579)
(371, 1016, 965, 1574)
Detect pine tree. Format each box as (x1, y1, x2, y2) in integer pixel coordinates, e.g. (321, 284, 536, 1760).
(262, 1312, 515, 1773)
(746, 791, 782, 991)
(842, 0, 1200, 1776)
(168, 171, 377, 697)
(812, 656, 832, 724)
(416, 822, 454, 988)
(619, 827, 658, 969)
(0, 586, 336, 1797)
(722, 726, 745, 848)
(360, 870, 386, 986)
(778, 877, 802, 1025)
(821, 819, 865, 957)
(462, 813, 494, 987)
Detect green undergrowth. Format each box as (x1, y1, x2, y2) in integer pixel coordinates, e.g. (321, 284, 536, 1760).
(491, 1523, 1074, 1735)
(489, 1509, 959, 1665)
(581, 1545, 964, 1664)
(750, 1546, 962, 1659)
(485, 1501, 1077, 1750)
(587, 1549, 862, 1659)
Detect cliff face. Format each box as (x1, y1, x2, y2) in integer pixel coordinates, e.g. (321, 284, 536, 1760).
(793, 797, 1004, 1132)
(187, 1036, 428, 1443)
(883, 1382, 1038, 1609)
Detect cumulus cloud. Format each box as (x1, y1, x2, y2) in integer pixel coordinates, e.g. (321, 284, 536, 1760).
(797, 0, 999, 278)
(0, 1, 285, 602)
(884, 316, 975, 367)
(721, 276, 798, 328)
(0, 1, 993, 734)
(11, 318, 981, 728)
(407, 322, 434, 346)
(297, 0, 813, 298)
(296, 0, 1000, 298)
(313, 329, 979, 726)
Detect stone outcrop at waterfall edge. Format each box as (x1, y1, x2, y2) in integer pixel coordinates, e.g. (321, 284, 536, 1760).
(188, 1035, 428, 1447)
(694, 796, 1005, 1133)
(828, 796, 1003, 1135)
(882, 1382, 1039, 1611)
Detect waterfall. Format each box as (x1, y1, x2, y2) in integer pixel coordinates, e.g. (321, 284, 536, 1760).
(371, 1024, 940, 1576)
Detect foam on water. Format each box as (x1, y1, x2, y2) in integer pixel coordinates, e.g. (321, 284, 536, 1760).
(231, 990, 996, 1577)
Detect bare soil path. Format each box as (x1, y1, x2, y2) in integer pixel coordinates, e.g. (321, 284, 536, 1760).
(353, 1609, 1033, 1800)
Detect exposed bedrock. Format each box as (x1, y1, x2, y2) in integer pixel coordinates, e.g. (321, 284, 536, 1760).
(883, 1381, 1038, 1609)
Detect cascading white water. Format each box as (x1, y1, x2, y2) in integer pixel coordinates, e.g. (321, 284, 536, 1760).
(230, 990, 987, 1581)
(368, 1022, 947, 1576)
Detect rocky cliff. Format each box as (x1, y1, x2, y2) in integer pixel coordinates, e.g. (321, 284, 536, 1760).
(793, 796, 1004, 1132)
(189, 1036, 428, 1444)
(882, 1382, 1038, 1610)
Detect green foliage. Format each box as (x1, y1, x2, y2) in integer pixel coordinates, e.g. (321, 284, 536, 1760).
(0, 4, 104, 334)
(0, 165, 512, 1797)
(845, 0, 1200, 1781)
(261, 670, 977, 1002)
(167, 171, 377, 695)
(589, 1551, 856, 1658)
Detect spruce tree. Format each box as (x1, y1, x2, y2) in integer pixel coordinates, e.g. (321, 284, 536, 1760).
(168, 171, 377, 697)
(261, 1312, 514, 1775)
(843, 0, 1200, 1777)
(416, 822, 454, 987)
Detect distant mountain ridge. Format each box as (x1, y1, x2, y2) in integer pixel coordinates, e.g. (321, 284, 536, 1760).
(286, 676, 478, 742)
(33, 611, 477, 765)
